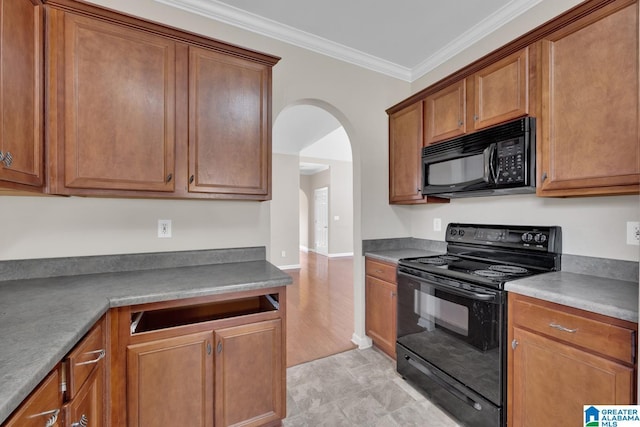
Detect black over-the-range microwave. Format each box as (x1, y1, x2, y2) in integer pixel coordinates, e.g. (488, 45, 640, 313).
(422, 117, 536, 198)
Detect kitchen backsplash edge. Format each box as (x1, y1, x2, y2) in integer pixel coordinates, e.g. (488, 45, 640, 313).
(362, 238, 639, 283)
(0, 247, 266, 282)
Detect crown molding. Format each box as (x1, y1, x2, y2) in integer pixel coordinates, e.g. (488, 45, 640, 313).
(156, 0, 542, 83)
(410, 0, 544, 81)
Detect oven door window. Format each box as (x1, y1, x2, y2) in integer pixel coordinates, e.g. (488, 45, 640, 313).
(415, 290, 469, 337)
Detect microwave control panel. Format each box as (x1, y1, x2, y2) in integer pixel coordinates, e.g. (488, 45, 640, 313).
(496, 139, 525, 184)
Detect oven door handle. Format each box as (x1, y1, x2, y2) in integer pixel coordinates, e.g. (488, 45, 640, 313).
(404, 355, 482, 411)
(398, 271, 498, 303)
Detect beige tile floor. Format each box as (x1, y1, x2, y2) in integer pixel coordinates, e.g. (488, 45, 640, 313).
(283, 347, 461, 427)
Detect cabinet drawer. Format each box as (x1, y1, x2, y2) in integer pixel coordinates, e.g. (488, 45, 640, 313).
(66, 319, 105, 400)
(3, 369, 62, 427)
(512, 297, 635, 364)
(365, 258, 397, 283)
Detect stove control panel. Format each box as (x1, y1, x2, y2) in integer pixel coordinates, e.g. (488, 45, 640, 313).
(446, 223, 561, 253)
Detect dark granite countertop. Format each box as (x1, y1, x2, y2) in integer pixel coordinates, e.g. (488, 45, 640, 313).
(0, 254, 291, 424)
(364, 249, 444, 264)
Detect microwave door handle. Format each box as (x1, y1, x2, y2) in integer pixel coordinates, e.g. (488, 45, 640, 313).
(484, 144, 500, 183)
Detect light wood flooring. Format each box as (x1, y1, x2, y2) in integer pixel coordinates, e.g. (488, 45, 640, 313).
(286, 251, 356, 367)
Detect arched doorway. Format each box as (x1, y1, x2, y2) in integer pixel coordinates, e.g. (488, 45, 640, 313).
(271, 101, 357, 366)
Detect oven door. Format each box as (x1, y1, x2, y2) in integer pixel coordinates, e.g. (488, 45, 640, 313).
(396, 269, 505, 408)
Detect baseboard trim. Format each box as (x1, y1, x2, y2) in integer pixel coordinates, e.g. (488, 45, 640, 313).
(328, 252, 354, 258)
(278, 264, 301, 270)
(299, 246, 310, 252)
(351, 333, 373, 349)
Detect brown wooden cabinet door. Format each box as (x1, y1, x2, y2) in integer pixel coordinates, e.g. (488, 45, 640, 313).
(188, 46, 271, 199)
(537, 0, 639, 196)
(48, 11, 176, 193)
(0, 0, 43, 188)
(424, 79, 466, 145)
(471, 48, 529, 131)
(511, 327, 633, 427)
(64, 364, 104, 427)
(127, 331, 214, 427)
(214, 319, 284, 427)
(3, 369, 62, 427)
(389, 101, 425, 204)
(365, 275, 396, 359)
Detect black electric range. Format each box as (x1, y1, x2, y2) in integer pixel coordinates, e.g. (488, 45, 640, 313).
(396, 223, 562, 427)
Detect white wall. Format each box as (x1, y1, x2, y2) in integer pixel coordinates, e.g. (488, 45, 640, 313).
(407, 195, 640, 261)
(270, 154, 301, 268)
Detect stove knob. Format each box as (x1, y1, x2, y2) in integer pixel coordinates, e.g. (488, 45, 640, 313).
(534, 233, 547, 243)
(521, 233, 533, 243)
(450, 229, 458, 236)
(458, 229, 465, 237)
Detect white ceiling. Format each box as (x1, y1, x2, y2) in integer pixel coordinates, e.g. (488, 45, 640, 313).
(156, 0, 543, 81)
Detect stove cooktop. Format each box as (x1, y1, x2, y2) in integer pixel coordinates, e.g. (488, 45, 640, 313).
(398, 223, 562, 289)
(398, 254, 541, 288)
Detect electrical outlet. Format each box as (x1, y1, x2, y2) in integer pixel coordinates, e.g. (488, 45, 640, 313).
(281, 250, 286, 257)
(433, 218, 442, 232)
(158, 219, 172, 238)
(627, 221, 640, 245)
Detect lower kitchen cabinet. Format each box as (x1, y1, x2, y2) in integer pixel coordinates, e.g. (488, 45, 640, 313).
(508, 293, 637, 427)
(64, 363, 104, 427)
(215, 320, 283, 427)
(127, 331, 214, 427)
(365, 257, 397, 359)
(110, 288, 287, 427)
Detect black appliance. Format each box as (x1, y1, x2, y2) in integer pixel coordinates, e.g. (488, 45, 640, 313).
(396, 223, 561, 427)
(422, 117, 536, 198)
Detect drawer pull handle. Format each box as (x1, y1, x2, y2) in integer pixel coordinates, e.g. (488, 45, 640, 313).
(76, 349, 106, 365)
(28, 408, 59, 427)
(71, 414, 88, 427)
(374, 270, 383, 274)
(549, 323, 577, 333)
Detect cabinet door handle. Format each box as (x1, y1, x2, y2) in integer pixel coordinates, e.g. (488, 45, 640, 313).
(374, 269, 383, 274)
(549, 323, 577, 333)
(76, 349, 106, 366)
(27, 408, 60, 427)
(189, 175, 195, 184)
(217, 341, 223, 354)
(391, 291, 397, 297)
(541, 172, 548, 182)
(207, 342, 212, 355)
(0, 151, 12, 167)
(71, 414, 88, 427)
(166, 173, 172, 183)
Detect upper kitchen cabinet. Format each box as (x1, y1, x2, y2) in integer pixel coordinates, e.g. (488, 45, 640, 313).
(424, 79, 466, 145)
(388, 101, 449, 205)
(536, 0, 639, 196)
(188, 46, 271, 199)
(469, 48, 530, 131)
(389, 102, 425, 204)
(0, 0, 44, 190)
(44, 0, 279, 200)
(46, 9, 176, 194)
(424, 48, 531, 146)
